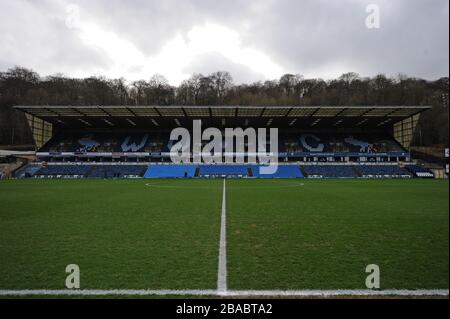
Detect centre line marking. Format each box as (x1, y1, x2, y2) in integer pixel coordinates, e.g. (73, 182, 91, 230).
(217, 178, 227, 293)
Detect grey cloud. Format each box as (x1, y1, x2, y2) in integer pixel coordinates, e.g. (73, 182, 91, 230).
(0, 0, 109, 77)
(240, 0, 449, 79)
(73, 0, 256, 55)
(0, 0, 448, 83)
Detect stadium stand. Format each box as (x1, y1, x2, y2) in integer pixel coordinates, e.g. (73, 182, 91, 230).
(35, 164, 92, 177)
(404, 164, 434, 178)
(357, 165, 411, 178)
(24, 163, 418, 179)
(14, 163, 42, 178)
(38, 131, 408, 157)
(251, 165, 303, 178)
(144, 164, 196, 178)
(38, 132, 169, 155)
(198, 165, 248, 177)
(89, 165, 147, 178)
(302, 165, 357, 178)
(13, 105, 434, 179)
(284, 133, 405, 154)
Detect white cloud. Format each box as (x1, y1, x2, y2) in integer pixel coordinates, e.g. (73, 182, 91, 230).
(64, 4, 284, 84)
(0, 0, 448, 83)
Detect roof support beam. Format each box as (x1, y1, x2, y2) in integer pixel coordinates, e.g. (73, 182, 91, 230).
(358, 108, 375, 118)
(70, 108, 86, 117)
(43, 107, 59, 116)
(98, 106, 111, 117)
(333, 107, 348, 117)
(308, 107, 321, 117)
(126, 107, 137, 117)
(154, 108, 162, 117)
(285, 107, 294, 117)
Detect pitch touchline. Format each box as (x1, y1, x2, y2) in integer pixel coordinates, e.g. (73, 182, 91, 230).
(0, 289, 447, 296)
(217, 178, 227, 293)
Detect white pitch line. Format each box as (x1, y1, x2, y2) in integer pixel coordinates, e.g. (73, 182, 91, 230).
(217, 178, 227, 293)
(0, 289, 447, 297)
(221, 289, 450, 297)
(4, 180, 446, 298)
(0, 289, 216, 296)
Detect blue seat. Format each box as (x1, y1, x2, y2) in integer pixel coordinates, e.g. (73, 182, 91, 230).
(89, 165, 147, 178)
(251, 165, 303, 178)
(14, 163, 42, 178)
(302, 165, 357, 178)
(144, 165, 196, 178)
(404, 165, 434, 177)
(199, 165, 248, 176)
(35, 165, 92, 176)
(357, 165, 410, 177)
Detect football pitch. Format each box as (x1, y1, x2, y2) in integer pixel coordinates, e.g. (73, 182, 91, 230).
(0, 178, 448, 297)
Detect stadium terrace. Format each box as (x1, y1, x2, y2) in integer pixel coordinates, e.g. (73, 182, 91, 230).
(13, 105, 435, 179)
(169, 120, 278, 165)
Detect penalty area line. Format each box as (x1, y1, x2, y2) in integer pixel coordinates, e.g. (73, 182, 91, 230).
(0, 289, 447, 297)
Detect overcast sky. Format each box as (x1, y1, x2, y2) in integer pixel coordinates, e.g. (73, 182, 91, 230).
(0, 0, 448, 85)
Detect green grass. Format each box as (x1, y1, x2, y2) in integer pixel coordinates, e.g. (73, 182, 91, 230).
(227, 179, 449, 290)
(0, 179, 222, 289)
(0, 178, 448, 293)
